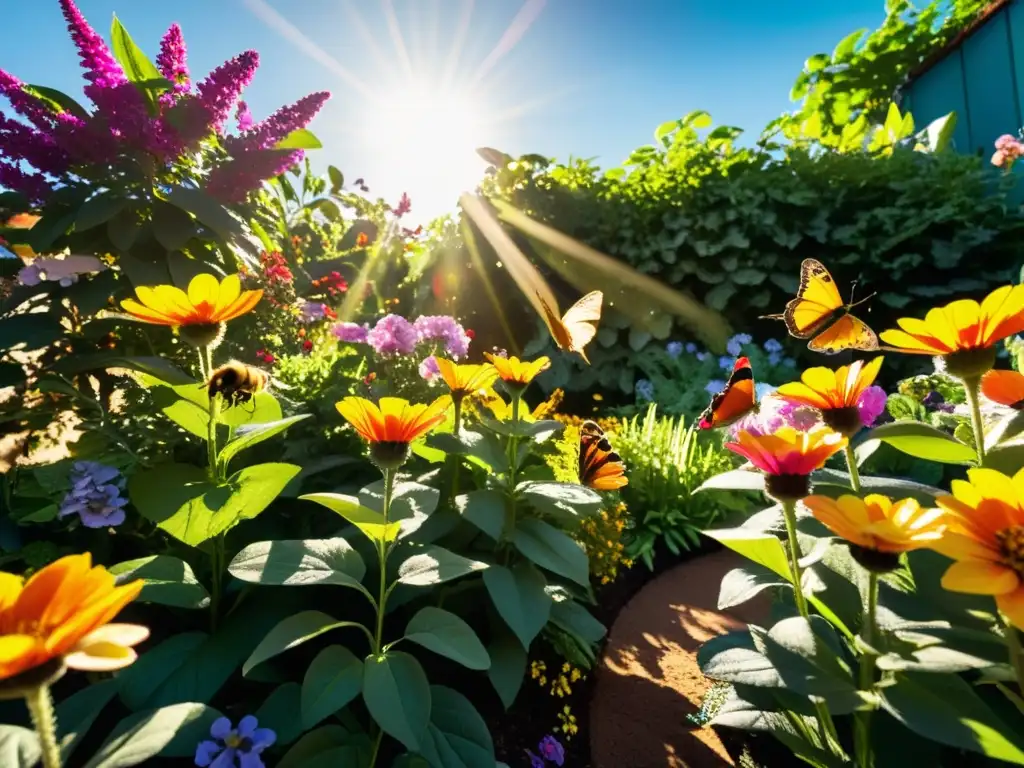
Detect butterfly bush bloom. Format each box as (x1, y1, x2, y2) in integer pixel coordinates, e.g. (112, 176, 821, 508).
(60, 0, 126, 91)
(194, 715, 275, 768)
(414, 315, 471, 358)
(726, 333, 752, 357)
(155, 23, 189, 94)
(227, 91, 330, 153)
(235, 101, 254, 131)
(59, 461, 128, 528)
(419, 355, 441, 382)
(859, 386, 887, 427)
(367, 314, 418, 356)
(538, 735, 565, 766)
(333, 322, 369, 344)
(635, 378, 655, 401)
(666, 341, 684, 359)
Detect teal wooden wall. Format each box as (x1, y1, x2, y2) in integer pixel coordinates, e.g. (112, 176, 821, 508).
(902, 0, 1024, 155)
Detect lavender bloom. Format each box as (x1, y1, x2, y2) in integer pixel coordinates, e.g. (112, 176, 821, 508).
(666, 341, 684, 359)
(858, 386, 887, 427)
(228, 91, 330, 153)
(705, 379, 726, 395)
(526, 752, 545, 768)
(923, 391, 955, 414)
(728, 395, 821, 440)
(685, 343, 698, 354)
(333, 322, 369, 344)
(367, 314, 418, 356)
(59, 461, 128, 529)
(763, 338, 783, 353)
(156, 23, 190, 94)
(538, 735, 565, 766)
(206, 148, 302, 203)
(419, 355, 441, 382)
(726, 333, 751, 357)
(194, 715, 275, 768)
(236, 101, 254, 132)
(719, 356, 734, 370)
(297, 300, 329, 324)
(635, 378, 655, 402)
(182, 50, 260, 142)
(413, 315, 471, 358)
(59, 0, 125, 89)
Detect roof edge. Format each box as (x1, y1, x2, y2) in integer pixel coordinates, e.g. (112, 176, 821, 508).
(906, 0, 1013, 83)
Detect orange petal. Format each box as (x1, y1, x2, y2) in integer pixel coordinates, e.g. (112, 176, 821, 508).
(878, 328, 945, 354)
(0, 634, 38, 679)
(942, 560, 1019, 595)
(119, 298, 178, 325)
(215, 289, 262, 322)
(997, 588, 1024, 632)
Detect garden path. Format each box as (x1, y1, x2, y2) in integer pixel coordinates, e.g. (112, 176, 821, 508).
(590, 550, 770, 767)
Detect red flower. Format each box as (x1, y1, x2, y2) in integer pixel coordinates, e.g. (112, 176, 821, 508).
(466, 329, 475, 340)
(356, 232, 369, 248)
(302, 339, 313, 353)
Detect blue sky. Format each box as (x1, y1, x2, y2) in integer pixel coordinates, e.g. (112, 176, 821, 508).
(4, 0, 884, 219)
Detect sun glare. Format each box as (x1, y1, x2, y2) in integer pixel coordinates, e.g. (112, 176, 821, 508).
(362, 81, 489, 218)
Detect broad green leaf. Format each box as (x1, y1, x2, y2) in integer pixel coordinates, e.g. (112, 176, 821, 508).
(428, 429, 508, 473)
(548, 588, 606, 645)
(217, 390, 283, 429)
(278, 725, 365, 768)
(363, 652, 431, 751)
(881, 671, 1024, 764)
(718, 565, 785, 610)
(244, 610, 365, 675)
(696, 468, 765, 493)
(110, 15, 169, 113)
(301, 492, 401, 544)
(109, 555, 209, 609)
(254, 683, 304, 746)
(276, 128, 323, 149)
(482, 563, 551, 649)
(219, 415, 309, 469)
(704, 528, 791, 579)
(76, 192, 126, 231)
(229, 538, 367, 590)
(151, 199, 197, 250)
(56, 680, 117, 761)
(860, 421, 976, 464)
(512, 518, 589, 586)
(134, 373, 208, 438)
(360, 479, 440, 538)
(163, 186, 244, 242)
(517, 481, 603, 522)
(417, 686, 495, 768)
(328, 165, 345, 192)
(487, 630, 527, 710)
(53, 354, 192, 384)
(84, 703, 215, 768)
(131, 462, 299, 546)
(403, 606, 490, 670)
(23, 84, 90, 119)
(116, 632, 207, 711)
(301, 645, 364, 730)
(0, 726, 39, 768)
(455, 489, 507, 540)
(397, 546, 488, 587)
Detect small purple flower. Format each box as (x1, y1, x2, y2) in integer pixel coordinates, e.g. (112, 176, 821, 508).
(526, 751, 545, 768)
(59, 461, 128, 529)
(726, 333, 751, 357)
(666, 341, 684, 359)
(297, 300, 329, 324)
(538, 735, 565, 766)
(858, 386, 888, 427)
(413, 315, 471, 358)
(367, 314, 418, 356)
(705, 379, 726, 395)
(763, 338, 783, 354)
(635, 378, 655, 402)
(719, 356, 734, 371)
(696, 351, 709, 362)
(923, 390, 955, 414)
(419, 355, 441, 382)
(768, 352, 782, 367)
(728, 395, 821, 439)
(333, 322, 369, 344)
(194, 715, 275, 768)
(685, 342, 698, 354)
(236, 101, 254, 132)
(180, 50, 260, 143)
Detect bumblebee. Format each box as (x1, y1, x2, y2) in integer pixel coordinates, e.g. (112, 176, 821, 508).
(206, 361, 270, 408)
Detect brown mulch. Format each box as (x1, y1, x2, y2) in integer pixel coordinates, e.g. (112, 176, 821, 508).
(590, 550, 770, 768)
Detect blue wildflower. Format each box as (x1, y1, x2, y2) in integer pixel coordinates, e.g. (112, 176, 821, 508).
(59, 461, 128, 529)
(538, 735, 565, 766)
(195, 716, 275, 768)
(666, 341, 684, 359)
(685, 342, 698, 354)
(768, 352, 782, 366)
(755, 382, 777, 400)
(696, 352, 709, 362)
(719, 356, 734, 370)
(726, 333, 751, 357)
(763, 338, 783, 353)
(526, 751, 545, 768)
(635, 379, 655, 401)
(783, 357, 797, 368)
(705, 379, 726, 394)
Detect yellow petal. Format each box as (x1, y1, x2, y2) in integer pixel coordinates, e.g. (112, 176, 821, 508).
(930, 532, 997, 562)
(0, 572, 23, 613)
(776, 381, 831, 409)
(187, 274, 220, 307)
(212, 274, 241, 315)
(878, 328, 943, 354)
(942, 560, 1019, 595)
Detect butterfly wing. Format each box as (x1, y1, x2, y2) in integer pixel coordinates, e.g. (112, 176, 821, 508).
(699, 357, 756, 429)
(559, 291, 603, 363)
(981, 369, 1024, 409)
(782, 259, 845, 339)
(579, 420, 628, 490)
(808, 314, 879, 354)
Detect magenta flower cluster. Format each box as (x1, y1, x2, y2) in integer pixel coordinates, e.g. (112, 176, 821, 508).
(0, 0, 330, 205)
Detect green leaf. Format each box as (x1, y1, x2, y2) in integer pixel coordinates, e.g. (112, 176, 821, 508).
(254, 683, 304, 746)
(107, 209, 140, 252)
(228, 538, 367, 590)
(56, 680, 118, 762)
(301, 492, 401, 544)
(116, 632, 207, 711)
(0, 726, 39, 768)
(76, 192, 126, 231)
(151, 200, 198, 251)
(23, 84, 90, 120)
(131, 462, 300, 546)
(718, 565, 784, 610)
(397, 546, 488, 587)
(456, 490, 507, 540)
(512, 518, 589, 586)
(163, 186, 244, 242)
(805, 53, 830, 72)
(832, 29, 865, 59)
(244, 610, 366, 675)
(84, 703, 216, 768)
(217, 391, 283, 429)
(482, 563, 551, 649)
(417, 686, 496, 768)
(301, 645, 364, 730)
(276, 128, 323, 149)
(704, 528, 791, 579)
(403, 606, 490, 670)
(487, 630, 527, 710)
(328, 165, 345, 192)
(859, 421, 976, 464)
(881, 671, 1024, 764)
(219, 415, 309, 469)
(428, 430, 508, 473)
(359, 479, 440, 537)
(278, 726, 367, 768)
(134, 373, 208, 438)
(518, 481, 603, 522)
(363, 652, 431, 752)
(696, 468, 765, 493)
(109, 555, 210, 609)
(548, 588, 606, 645)
(110, 15, 165, 90)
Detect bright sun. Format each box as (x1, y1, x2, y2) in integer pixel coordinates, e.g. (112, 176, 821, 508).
(361, 81, 490, 219)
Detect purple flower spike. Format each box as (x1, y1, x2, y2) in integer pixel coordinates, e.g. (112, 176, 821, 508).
(59, 0, 125, 89)
(229, 91, 330, 153)
(0, 70, 56, 132)
(194, 715, 275, 768)
(236, 101, 254, 132)
(186, 50, 260, 139)
(0, 116, 70, 175)
(858, 386, 887, 427)
(206, 148, 302, 203)
(156, 23, 190, 94)
(367, 314, 418, 356)
(538, 735, 565, 766)
(0, 162, 52, 204)
(59, 461, 128, 529)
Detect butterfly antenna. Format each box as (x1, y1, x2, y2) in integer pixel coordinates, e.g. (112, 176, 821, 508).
(850, 291, 876, 309)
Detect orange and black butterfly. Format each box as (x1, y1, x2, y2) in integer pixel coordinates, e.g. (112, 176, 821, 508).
(579, 420, 628, 491)
(699, 357, 756, 430)
(762, 259, 878, 354)
(981, 369, 1024, 410)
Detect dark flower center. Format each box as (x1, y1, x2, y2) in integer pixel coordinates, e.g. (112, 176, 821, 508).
(370, 440, 411, 470)
(848, 544, 902, 573)
(997, 525, 1024, 578)
(764, 473, 811, 503)
(942, 347, 997, 382)
(821, 406, 862, 437)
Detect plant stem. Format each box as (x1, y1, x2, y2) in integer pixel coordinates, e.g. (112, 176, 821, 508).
(210, 534, 225, 632)
(854, 572, 879, 768)
(196, 347, 208, 381)
(508, 393, 521, 483)
(964, 377, 986, 465)
(374, 468, 396, 655)
(204, 346, 221, 482)
(25, 686, 61, 768)
(449, 396, 463, 504)
(781, 500, 809, 618)
(844, 444, 862, 493)
(1004, 613, 1024, 696)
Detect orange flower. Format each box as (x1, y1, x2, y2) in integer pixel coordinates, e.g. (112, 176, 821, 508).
(879, 285, 1024, 379)
(436, 359, 498, 399)
(120, 274, 262, 328)
(484, 354, 550, 388)
(981, 369, 1024, 409)
(0, 554, 147, 682)
(337, 396, 449, 468)
(803, 494, 945, 554)
(727, 426, 847, 501)
(777, 357, 883, 435)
